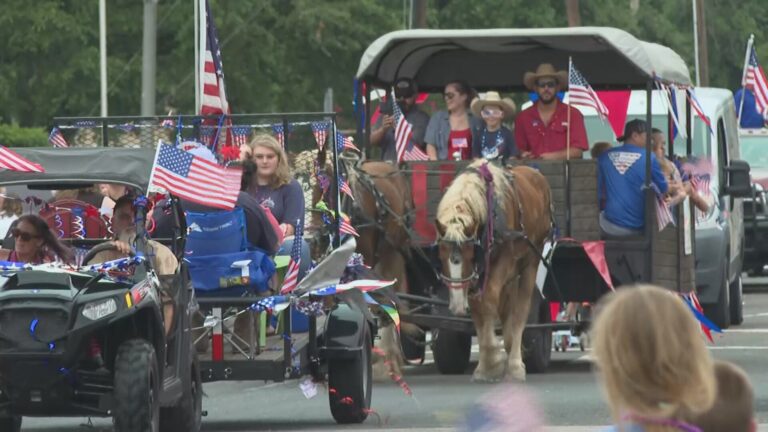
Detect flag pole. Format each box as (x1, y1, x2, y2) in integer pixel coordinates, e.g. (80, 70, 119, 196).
(146, 140, 165, 194)
(198, 0, 207, 114)
(738, 34, 755, 127)
(567, 57, 572, 161)
(194, 0, 200, 112)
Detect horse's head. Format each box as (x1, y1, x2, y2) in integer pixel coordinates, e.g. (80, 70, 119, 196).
(435, 212, 480, 316)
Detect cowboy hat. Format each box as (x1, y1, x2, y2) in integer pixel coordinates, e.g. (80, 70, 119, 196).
(523, 63, 568, 91)
(470, 91, 517, 119)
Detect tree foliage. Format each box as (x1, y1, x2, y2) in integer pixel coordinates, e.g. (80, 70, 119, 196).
(1, 0, 767, 129)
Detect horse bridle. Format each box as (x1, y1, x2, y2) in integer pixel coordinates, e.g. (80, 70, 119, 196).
(437, 237, 483, 291)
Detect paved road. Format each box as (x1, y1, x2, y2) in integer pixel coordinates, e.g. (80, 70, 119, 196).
(22, 281, 768, 431)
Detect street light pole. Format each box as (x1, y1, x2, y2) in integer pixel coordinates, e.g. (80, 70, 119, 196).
(140, 0, 158, 116)
(99, 0, 108, 117)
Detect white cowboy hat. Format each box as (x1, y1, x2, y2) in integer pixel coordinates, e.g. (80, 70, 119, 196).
(523, 63, 568, 91)
(470, 91, 517, 119)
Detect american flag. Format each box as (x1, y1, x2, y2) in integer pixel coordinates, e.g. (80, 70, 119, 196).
(651, 183, 675, 231)
(392, 90, 414, 163)
(0, 146, 45, 173)
(404, 144, 429, 161)
(231, 125, 252, 147)
(273, 124, 285, 148)
(48, 127, 68, 148)
(280, 220, 303, 294)
(336, 132, 360, 153)
(250, 295, 290, 314)
(339, 211, 359, 237)
(745, 45, 768, 115)
(200, 0, 229, 117)
(199, 125, 215, 147)
(685, 88, 713, 133)
(568, 62, 609, 119)
(311, 122, 328, 150)
(338, 175, 354, 200)
(149, 143, 241, 210)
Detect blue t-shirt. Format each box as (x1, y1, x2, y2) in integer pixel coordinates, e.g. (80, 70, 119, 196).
(247, 179, 305, 228)
(471, 126, 518, 162)
(598, 144, 668, 230)
(602, 423, 645, 432)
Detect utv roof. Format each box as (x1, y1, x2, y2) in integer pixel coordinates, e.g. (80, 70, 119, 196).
(356, 27, 692, 91)
(0, 147, 155, 190)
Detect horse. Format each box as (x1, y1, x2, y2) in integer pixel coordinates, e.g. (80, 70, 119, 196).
(435, 160, 552, 382)
(307, 147, 420, 381)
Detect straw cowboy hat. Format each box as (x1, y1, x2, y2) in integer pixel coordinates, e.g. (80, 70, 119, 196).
(470, 91, 517, 119)
(523, 63, 568, 91)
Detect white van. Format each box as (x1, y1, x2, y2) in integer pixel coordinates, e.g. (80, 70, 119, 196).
(577, 88, 746, 328)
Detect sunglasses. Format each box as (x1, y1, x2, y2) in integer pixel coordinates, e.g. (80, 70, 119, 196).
(11, 229, 40, 242)
(481, 108, 504, 117)
(444, 92, 457, 100)
(537, 81, 558, 89)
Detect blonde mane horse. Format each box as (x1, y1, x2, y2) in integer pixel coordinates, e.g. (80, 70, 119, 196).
(436, 160, 552, 382)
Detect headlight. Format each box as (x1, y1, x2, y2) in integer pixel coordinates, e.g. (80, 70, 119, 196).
(82, 298, 117, 321)
(754, 183, 764, 193)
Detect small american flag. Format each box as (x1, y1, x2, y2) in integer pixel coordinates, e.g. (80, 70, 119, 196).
(651, 183, 675, 231)
(48, 127, 69, 148)
(149, 143, 241, 210)
(745, 45, 768, 115)
(336, 132, 360, 153)
(0, 146, 45, 173)
(280, 220, 303, 294)
(568, 61, 609, 119)
(231, 125, 252, 147)
(199, 126, 215, 147)
(272, 124, 285, 148)
(250, 295, 290, 313)
(338, 175, 354, 200)
(339, 212, 359, 237)
(686, 88, 713, 133)
(311, 122, 328, 150)
(404, 145, 429, 161)
(392, 90, 415, 163)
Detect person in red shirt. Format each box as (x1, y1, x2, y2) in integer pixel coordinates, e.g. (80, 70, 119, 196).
(515, 63, 588, 160)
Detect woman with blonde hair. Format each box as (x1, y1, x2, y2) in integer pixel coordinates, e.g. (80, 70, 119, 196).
(240, 134, 304, 237)
(593, 284, 716, 432)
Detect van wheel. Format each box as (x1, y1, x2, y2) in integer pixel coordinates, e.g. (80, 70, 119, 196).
(113, 339, 160, 432)
(160, 355, 202, 432)
(0, 415, 21, 432)
(704, 270, 730, 330)
(729, 275, 744, 326)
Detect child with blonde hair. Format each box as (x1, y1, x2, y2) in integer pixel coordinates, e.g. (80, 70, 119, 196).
(592, 284, 716, 432)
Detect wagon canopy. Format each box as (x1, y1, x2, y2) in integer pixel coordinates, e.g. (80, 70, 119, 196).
(0, 147, 155, 191)
(356, 27, 691, 92)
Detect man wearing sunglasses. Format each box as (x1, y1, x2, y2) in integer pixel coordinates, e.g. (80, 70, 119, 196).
(371, 78, 430, 163)
(515, 63, 588, 160)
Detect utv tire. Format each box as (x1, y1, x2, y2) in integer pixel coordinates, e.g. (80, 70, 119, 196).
(0, 415, 21, 432)
(729, 275, 744, 326)
(113, 339, 160, 432)
(328, 323, 372, 424)
(160, 355, 203, 432)
(432, 329, 472, 375)
(704, 269, 731, 330)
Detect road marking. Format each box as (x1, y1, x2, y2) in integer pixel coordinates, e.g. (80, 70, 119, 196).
(725, 328, 768, 333)
(744, 312, 768, 318)
(708, 345, 768, 350)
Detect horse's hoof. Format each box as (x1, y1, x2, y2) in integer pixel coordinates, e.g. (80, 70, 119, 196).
(472, 363, 506, 383)
(505, 363, 527, 382)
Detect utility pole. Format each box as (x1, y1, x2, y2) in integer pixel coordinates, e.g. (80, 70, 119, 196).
(565, 0, 581, 27)
(695, 0, 709, 86)
(99, 0, 107, 117)
(141, 0, 158, 116)
(411, 0, 427, 29)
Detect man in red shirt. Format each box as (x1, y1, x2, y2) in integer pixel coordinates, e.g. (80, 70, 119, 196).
(515, 63, 588, 160)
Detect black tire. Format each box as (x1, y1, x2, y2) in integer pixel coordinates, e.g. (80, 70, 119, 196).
(0, 415, 21, 432)
(160, 355, 202, 432)
(704, 269, 731, 330)
(523, 296, 552, 374)
(432, 329, 472, 374)
(401, 330, 426, 364)
(729, 275, 744, 326)
(113, 339, 160, 432)
(328, 324, 372, 424)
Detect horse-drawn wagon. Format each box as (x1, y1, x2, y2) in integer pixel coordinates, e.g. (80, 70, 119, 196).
(352, 27, 753, 378)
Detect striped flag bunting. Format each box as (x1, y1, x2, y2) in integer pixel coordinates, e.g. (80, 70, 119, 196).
(0, 146, 45, 173)
(311, 122, 329, 150)
(48, 127, 69, 148)
(363, 292, 400, 332)
(305, 279, 396, 297)
(338, 175, 354, 200)
(681, 292, 721, 343)
(280, 220, 303, 294)
(568, 60, 609, 119)
(160, 117, 175, 128)
(148, 143, 242, 210)
(199, 125, 215, 147)
(272, 124, 285, 148)
(392, 90, 414, 163)
(336, 132, 360, 153)
(249, 295, 291, 314)
(339, 212, 359, 237)
(685, 88, 714, 134)
(231, 125, 252, 147)
(745, 44, 768, 115)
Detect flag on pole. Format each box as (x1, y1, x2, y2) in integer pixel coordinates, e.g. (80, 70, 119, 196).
(339, 211, 359, 237)
(0, 146, 45, 173)
(273, 124, 285, 148)
(745, 45, 768, 115)
(48, 127, 69, 148)
(568, 61, 610, 119)
(311, 122, 328, 150)
(280, 220, 303, 294)
(404, 144, 429, 161)
(685, 88, 713, 133)
(199, 0, 229, 117)
(392, 91, 415, 163)
(655, 79, 686, 140)
(231, 125, 252, 147)
(336, 132, 360, 153)
(338, 175, 354, 200)
(149, 143, 241, 210)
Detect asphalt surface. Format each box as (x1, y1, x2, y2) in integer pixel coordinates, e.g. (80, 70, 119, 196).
(21, 277, 768, 431)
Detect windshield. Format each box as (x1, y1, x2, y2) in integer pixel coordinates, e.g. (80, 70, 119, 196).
(739, 135, 768, 171)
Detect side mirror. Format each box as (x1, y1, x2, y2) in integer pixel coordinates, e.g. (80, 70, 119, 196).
(724, 159, 752, 197)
